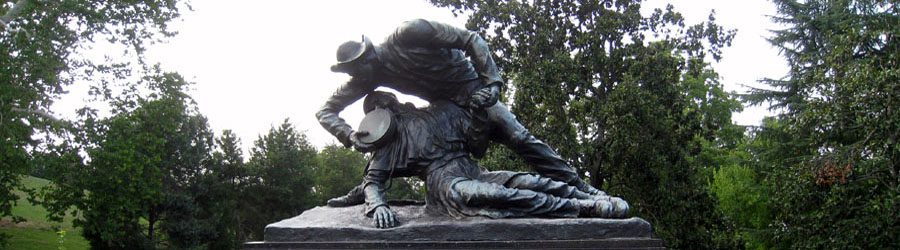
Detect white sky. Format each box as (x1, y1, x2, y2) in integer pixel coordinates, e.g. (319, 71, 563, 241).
(53, 0, 787, 152)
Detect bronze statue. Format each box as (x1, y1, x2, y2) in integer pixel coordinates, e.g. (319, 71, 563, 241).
(354, 92, 628, 228)
(317, 19, 603, 197)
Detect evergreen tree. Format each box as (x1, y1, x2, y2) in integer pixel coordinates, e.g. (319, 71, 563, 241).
(195, 130, 252, 249)
(244, 119, 318, 240)
(313, 144, 367, 204)
(746, 0, 900, 248)
(313, 144, 427, 204)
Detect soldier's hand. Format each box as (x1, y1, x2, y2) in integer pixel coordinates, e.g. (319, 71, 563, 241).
(373, 206, 398, 229)
(350, 130, 377, 152)
(469, 85, 500, 109)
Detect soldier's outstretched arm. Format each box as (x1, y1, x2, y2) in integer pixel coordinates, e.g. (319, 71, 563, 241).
(316, 78, 376, 147)
(362, 169, 398, 228)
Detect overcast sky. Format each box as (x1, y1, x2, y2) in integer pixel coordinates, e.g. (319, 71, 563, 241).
(53, 0, 787, 152)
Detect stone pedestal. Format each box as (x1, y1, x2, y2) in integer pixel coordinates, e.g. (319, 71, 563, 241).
(244, 203, 665, 249)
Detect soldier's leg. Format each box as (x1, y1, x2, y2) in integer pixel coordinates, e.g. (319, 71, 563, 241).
(452, 179, 580, 217)
(485, 102, 604, 195)
(453, 179, 623, 218)
(503, 174, 628, 217)
(504, 173, 595, 199)
(327, 183, 366, 207)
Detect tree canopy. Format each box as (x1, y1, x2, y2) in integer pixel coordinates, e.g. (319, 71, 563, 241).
(1, 0, 186, 245)
(745, 0, 900, 248)
(4, 0, 899, 249)
(428, 0, 741, 248)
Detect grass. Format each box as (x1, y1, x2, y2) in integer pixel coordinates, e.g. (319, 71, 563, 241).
(0, 227, 88, 250)
(1, 176, 89, 250)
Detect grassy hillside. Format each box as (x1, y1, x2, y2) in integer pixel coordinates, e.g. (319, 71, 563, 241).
(0, 176, 89, 250)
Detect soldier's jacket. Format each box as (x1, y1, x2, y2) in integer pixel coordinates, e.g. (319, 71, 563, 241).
(362, 99, 497, 215)
(316, 19, 504, 146)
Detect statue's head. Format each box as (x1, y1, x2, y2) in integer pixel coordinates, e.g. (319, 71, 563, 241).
(330, 35, 377, 79)
(363, 91, 399, 114)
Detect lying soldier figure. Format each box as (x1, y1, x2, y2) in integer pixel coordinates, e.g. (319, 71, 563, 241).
(350, 91, 629, 229)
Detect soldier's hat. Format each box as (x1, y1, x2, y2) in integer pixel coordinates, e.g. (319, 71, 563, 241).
(331, 35, 374, 73)
(358, 91, 398, 147)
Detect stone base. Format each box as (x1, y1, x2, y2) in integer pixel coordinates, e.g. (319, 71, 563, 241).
(244, 203, 664, 249)
(244, 239, 665, 249)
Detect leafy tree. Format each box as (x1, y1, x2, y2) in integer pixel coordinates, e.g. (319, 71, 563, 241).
(429, 0, 740, 248)
(313, 144, 427, 204)
(1, 0, 185, 245)
(37, 71, 218, 249)
(243, 119, 318, 240)
(194, 129, 252, 249)
(384, 177, 426, 201)
(745, 0, 900, 248)
(707, 145, 773, 249)
(313, 144, 367, 204)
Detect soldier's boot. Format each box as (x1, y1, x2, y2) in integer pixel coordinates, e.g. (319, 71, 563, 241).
(577, 198, 629, 218)
(326, 184, 365, 207)
(608, 196, 630, 218)
(587, 195, 630, 218)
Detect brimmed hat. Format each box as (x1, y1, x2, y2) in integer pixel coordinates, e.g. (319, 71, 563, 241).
(363, 91, 398, 114)
(331, 35, 373, 73)
(358, 91, 398, 147)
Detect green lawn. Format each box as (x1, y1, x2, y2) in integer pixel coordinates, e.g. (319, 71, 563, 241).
(0, 227, 88, 250)
(1, 176, 89, 250)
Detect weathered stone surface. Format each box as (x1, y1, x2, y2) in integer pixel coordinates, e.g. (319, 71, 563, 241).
(245, 238, 666, 249)
(263, 203, 653, 242)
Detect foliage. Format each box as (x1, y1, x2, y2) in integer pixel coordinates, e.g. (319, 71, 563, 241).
(745, 0, 900, 248)
(709, 154, 772, 249)
(1, 0, 185, 246)
(35, 71, 220, 249)
(0, 175, 89, 250)
(693, 122, 776, 249)
(194, 129, 252, 249)
(429, 0, 741, 248)
(2, 176, 78, 230)
(243, 119, 318, 240)
(313, 144, 367, 204)
(384, 177, 425, 201)
(313, 144, 425, 203)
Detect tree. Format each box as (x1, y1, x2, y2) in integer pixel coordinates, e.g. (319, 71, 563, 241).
(194, 129, 252, 249)
(429, 0, 740, 248)
(243, 119, 318, 240)
(37, 71, 217, 249)
(1, 0, 185, 245)
(313, 144, 427, 204)
(745, 0, 900, 248)
(706, 131, 774, 250)
(384, 177, 426, 201)
(313, 144, 367, 204)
